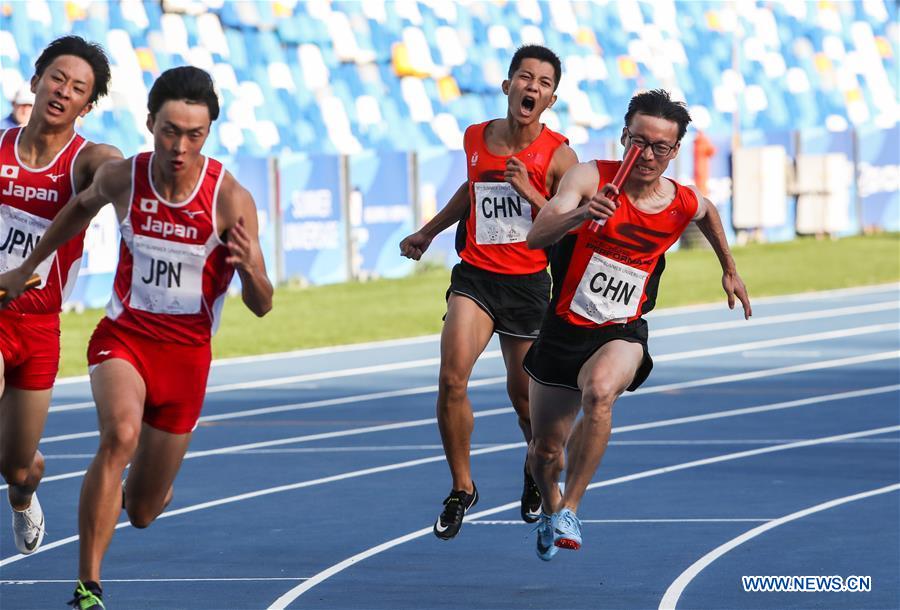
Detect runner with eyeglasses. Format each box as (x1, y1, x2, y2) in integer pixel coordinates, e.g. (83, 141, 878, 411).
(522, 89, 752, 560)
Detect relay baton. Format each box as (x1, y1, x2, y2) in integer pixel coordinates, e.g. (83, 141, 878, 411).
(588, 143, 644, 233)
(0, 273, 42, 299)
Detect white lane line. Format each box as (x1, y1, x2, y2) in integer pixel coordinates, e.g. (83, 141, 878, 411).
(266, 425, 900, 607)
(37, 437, 900, 460)
(48, 353, 500, 414)
(0, 442, 522, 567)
(609, 438, 900, 445)
(2, 577, 307, 584)
(51, 283, 899, 388)
(634, 351, 898, 395)
(43, 319, 899, 423)
(647, 283, 899, 318)
(48, 305, 900, 413)
(40, 376, 504, 442)
(6, 391, 898, 566)
(653, 323, 898, 362)
(19, 380, 898, 492)
(469, 519, 772, 525)
(652, 301, 897, 338)
(658, 483, 900, 610)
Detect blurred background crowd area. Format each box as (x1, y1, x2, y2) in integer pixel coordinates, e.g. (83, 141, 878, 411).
(1, 1, 897, 305)
(1, 0, 896, 156)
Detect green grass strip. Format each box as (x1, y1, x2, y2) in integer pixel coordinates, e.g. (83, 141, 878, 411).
(58, 233, 899, 378)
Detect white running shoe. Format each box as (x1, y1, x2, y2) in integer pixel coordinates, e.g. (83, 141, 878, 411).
(12, 492, 45, 554)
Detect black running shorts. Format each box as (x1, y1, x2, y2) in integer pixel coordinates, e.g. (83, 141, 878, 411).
(523, 313, 653, 392)
(445, 261, 550, 339)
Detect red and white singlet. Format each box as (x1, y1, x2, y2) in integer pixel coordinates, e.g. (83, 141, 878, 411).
(458, 120, 567, 275)
(0, 126, 88, 313)
(551, 160, 699, 328)
(106, 152, 234, 345)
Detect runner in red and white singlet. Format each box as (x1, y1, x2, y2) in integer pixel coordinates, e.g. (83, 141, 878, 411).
(399, 45, 578, 540)
(524, 90, 752, 560)
(1, 66, 272, 605)
(0, 36, 121, 561)
(104, 151, 233, 346)
(0, 126, 87, 315)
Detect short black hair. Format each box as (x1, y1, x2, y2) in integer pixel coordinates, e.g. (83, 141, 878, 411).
(507, 45, 562, 90)
(624, 89, 692, 141)
(34, 36, 111, 104)
(147, 66, 220, 121)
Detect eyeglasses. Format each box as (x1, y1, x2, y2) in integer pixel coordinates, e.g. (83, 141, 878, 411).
(624, 127, 677, 157)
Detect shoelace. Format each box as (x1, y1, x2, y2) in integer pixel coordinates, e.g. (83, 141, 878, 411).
(68, 584, 101, 608)
(18, 508, 46, 539)
(440, 495, 465, 521)
(528, 514, 553, 539)
(557, 511, 581, 532)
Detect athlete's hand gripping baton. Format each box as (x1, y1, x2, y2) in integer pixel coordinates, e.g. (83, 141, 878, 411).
(588, 144, 643, 233)
(0, 273, 42, 299)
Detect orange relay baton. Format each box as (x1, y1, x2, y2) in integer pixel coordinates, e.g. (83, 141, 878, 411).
(0, 273, 42, 299)
(588, 143, 643, 233)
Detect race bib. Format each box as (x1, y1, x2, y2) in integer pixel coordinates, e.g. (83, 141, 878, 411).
(473, 182, 533, 245)
(0, 205, 55, 288)
(130, 234, 205, 315)
(570, 253, 648, 325)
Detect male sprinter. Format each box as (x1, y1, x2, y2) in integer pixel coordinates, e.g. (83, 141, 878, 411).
(0, 36, 120, 556)
(400, 45, 578, 539)
(524, 90, 751, 560)
(0, 66, 272, 608)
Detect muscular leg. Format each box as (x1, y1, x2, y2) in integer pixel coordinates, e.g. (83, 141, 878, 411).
(123, 424, 191, 528)
(561, 340, 643, 512)
(78, 359, 145, 584)
(527, 380, 581, 515)
(0, 380, 51, 510)
(437, 294, 495, 493)
(498, 335, 534, 443)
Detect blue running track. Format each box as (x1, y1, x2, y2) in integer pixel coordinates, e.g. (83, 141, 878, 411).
(1, 284, 898, 609)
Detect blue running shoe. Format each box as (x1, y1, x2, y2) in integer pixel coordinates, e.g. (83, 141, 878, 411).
(553, 508, 582, 550)
(535, 513, 558, 561)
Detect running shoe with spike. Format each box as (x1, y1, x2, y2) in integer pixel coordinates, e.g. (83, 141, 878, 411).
(553, 507, 583, 550)
(68, 581, 104, 610)
(11, 491, 45, 554)
(433, 483, 478, 540)
(535, 513, 558, 561)
(520, 462, 541, 523)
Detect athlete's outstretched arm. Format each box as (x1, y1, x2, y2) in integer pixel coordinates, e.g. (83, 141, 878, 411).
(399, 180, 469, 260)
(218, 172, 273, 317)
(0, 157, 129, 304)
(691, 188, 752, 319)
(527, 161, 613, 249)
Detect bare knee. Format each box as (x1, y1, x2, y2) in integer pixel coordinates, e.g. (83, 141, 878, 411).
(98, 424, 140, 466)
(126, 503, 159, 529)
(125, 486, 172, 529)
(529, 437, 565, 469)
(581, 382, 619, 423)
(0, 461, 29, 488)
(438, 368, 469, 406)
(0, 452, 43, 488)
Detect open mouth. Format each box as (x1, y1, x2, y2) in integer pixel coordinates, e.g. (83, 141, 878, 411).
(47, 100, 65, 114)
(521, 96, 536, 113)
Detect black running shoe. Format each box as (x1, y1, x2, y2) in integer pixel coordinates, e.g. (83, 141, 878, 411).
(433, 483, 478, 540)
(69, 580, 105, 609)
(521, 463, 541, 523)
